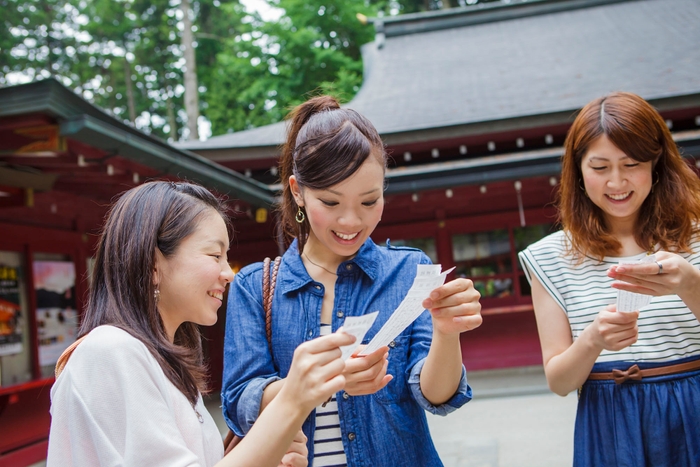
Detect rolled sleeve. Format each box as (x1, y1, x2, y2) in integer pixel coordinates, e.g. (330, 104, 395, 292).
(223, 375, 281, 435)
(408, 358, 472, 416)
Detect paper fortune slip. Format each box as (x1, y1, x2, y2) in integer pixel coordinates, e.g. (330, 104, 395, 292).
(339, 311, 379, 361)
(359, 264, 455, 356)
(615, 254, 655, 313)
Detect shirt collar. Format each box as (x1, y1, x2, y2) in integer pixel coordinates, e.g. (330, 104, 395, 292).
(278, 238, 379, 294)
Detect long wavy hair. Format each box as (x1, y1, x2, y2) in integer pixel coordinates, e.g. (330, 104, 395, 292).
(79, 181, 230, 404)
(559, 92, 700, 260)
(278, 95, 386, 252)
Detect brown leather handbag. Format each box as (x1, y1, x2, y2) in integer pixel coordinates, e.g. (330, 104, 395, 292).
(223, 255, 282, 455)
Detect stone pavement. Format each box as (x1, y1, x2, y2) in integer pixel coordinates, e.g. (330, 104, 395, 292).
(425, 366, 578, 467)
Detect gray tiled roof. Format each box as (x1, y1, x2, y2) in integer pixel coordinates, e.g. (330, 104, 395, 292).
(181, 0, 700, 151)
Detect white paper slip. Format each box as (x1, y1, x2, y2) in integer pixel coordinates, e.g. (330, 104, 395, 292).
(339, 311, 379, 360)
(359, 265, 455, 356)
(616, 254, 655, 312)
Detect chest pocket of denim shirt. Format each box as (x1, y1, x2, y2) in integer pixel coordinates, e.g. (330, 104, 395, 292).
(372, 334, 411, 404)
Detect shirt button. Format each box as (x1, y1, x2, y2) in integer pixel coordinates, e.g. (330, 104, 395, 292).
(348, 432, 356, 441)
(315, 285, 321, 290)
(336, 310, 344, 318)
(308, 330, 313, 338)
(346, 264, 353, 271)
(342, 392, 349, 400)
(389, 340, 396, 348)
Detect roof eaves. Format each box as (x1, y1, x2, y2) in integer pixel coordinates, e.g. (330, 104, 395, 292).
(0, 79, 276, 207)
(59, 115, 275, 207)
(379, 92, 700, 147)
(383, 129, 700, 194)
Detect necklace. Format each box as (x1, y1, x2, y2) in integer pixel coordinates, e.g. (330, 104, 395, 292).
(303, 252, 338, 276)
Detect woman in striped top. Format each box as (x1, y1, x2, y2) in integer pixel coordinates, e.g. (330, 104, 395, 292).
(519, 92, 700, 467)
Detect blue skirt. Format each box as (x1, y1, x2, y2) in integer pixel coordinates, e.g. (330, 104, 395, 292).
(575, 356, 700, 467)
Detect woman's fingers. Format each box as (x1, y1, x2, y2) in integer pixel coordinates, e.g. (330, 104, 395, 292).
(342, 348, 391, 395)
(423, 278, 482, 335)
(293, 332, 355, 368)
(304, 331, 356, 354)
(608, 251, 691, 296)
(423, 278, 478, 310)
(596, 309, 639, 351)
(284, 332, 354, 410)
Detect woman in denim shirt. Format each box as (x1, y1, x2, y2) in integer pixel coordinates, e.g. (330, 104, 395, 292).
(222, 96, 483, 467)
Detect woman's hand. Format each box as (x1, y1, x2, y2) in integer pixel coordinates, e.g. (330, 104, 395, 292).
(278, 430, 308, 467)
(278, 331, 355, 413)
(586, 304, 639, 352)
(608, 251, 700, 298)
(341, 345, 392, 396)
(422, 278, 482, 335)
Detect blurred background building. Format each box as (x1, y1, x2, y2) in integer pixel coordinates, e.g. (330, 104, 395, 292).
(1, 0, 699, 464)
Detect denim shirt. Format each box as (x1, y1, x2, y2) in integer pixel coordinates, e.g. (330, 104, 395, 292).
(221, 239, 472, 467)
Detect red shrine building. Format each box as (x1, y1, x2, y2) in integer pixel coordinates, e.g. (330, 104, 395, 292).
(1, 0, 699, 465)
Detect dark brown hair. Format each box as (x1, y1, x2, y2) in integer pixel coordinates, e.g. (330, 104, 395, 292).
(79, 181, 230, 404)
(560, 92, 700, 260)
(279, 95, 386, 251)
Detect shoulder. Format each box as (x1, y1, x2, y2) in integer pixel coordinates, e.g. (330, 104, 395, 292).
(68, 326, 157, 377)
(377, 239, 432, 264)
(80, 325, 147, 354)
(527, 230, 569, 251)
(519, 231, 576, 273)
(523, 230, 569, 255)
(236, 261, 265, 282)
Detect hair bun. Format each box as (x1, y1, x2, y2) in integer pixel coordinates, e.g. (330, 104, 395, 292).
(300, 95, 340, 124)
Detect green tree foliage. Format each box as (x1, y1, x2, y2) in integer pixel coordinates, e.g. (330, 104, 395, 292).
(1, 0, 91, 86)
(2, 0, 503, 138)
(203, 0, 377, 134)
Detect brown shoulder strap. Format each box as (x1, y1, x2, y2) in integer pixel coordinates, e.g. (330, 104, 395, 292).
(262, 256, 282, 352)
(55, 334, 88, 378)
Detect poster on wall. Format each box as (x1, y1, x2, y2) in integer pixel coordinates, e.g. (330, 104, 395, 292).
(0, 265, 23, 357)
(34, 261, 77, 367)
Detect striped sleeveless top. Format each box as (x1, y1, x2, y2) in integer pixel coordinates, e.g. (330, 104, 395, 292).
(313, 324, 347, 467)
(519, 230, 700, 363)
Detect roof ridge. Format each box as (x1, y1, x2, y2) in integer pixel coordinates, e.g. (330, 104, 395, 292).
(370, 0, 637, 38)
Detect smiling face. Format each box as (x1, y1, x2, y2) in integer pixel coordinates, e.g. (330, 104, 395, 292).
(154, 209, 234, 341)
(291, 156, 385, 262)
(581, 134, 654, 231)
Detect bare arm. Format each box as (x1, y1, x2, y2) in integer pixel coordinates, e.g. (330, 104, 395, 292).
(260, 379, 284, 413)
(530, 275, 639, 396)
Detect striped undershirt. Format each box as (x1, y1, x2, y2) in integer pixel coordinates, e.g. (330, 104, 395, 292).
(519, 230, 700, 363)
(313, 324, 347, 467)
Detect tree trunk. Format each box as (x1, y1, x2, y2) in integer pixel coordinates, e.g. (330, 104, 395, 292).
(166, 90, 178, 141)
(180, 0, 199, 140)
(124, 57, 137, 124)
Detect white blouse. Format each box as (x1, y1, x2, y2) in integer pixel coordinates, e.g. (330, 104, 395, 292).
(47, 325, 224, 466)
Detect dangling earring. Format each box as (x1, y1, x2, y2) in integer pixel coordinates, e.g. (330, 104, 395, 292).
(295, 207, 305, 223)
(154, 287, 160, 305)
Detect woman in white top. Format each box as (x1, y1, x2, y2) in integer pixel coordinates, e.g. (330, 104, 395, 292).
(47, 181, 354, 467)
(519, 92, 700, 466)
